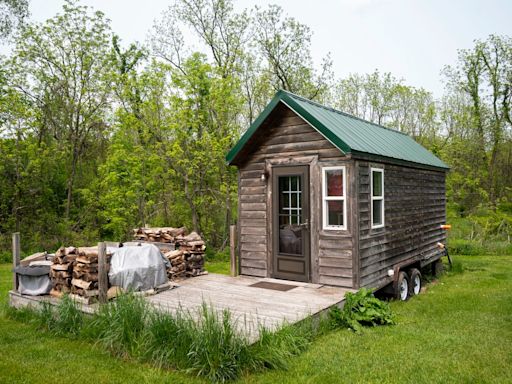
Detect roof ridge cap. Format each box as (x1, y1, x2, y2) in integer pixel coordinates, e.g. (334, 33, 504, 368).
(280, 89, 409, 137)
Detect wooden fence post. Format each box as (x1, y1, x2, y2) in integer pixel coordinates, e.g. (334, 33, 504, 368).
(12, 232, 20, 292)
(230, 225, 238, 277)
(98, 242, 108, 304)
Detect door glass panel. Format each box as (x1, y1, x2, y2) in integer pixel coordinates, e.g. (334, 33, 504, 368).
(278, 175, 302, 255)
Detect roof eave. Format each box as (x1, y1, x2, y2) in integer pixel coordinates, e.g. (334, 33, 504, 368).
(351, 150, 450, 172)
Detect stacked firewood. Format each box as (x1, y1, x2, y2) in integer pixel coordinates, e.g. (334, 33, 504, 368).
(162, 232, 206, 280)
(50, 247, 78, 297)
(164, 249, 187, 279)
(133, 227, 187, 243)
(70, 246, 111, 303)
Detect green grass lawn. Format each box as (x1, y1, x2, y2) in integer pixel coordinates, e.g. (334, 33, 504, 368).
(1, 256, 511, 383)
(204, 260, 231, 275)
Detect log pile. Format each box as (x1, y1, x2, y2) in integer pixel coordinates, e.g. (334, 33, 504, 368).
(70, 246, 111, 304)
(132, 227, 187, 243)
(50, 247, 77, 297)
(150, 231, 206, 280)
(50, 245, 112, 303)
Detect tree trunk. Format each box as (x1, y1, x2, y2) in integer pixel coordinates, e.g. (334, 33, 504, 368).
(65, 147, 79, 219)
(184, 176, 201, 234)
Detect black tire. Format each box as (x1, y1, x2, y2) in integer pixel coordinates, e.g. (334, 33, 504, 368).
(395, 271, 409, 301)
(409, 268, 422, 296)
(431, 259, 444, 277)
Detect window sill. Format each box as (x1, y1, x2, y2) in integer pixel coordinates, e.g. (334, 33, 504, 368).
(320, 228, 351, 237)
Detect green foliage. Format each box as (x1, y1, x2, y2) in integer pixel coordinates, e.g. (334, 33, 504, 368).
(142, 307, 195, 369)
(247, 318, 320, 372)
(0, 0, 29, 39)
(330, 288, 395, 333)
(447, 259, 464, 275)
(85, 293, 148, 356)
(205, 247, 230, 262)
(447, 203, 512, 255)
(186, 305, 247, 382)
(28, 295, 85, 336)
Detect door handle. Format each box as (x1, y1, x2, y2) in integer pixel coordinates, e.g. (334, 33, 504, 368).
(299, 219, 309, 230)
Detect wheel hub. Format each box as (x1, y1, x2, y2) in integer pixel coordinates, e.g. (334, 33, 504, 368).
(413, 275, 421, 295)
(400, 279, 408, 300)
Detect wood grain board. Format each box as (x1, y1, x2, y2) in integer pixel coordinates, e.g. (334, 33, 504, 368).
(147, 273, 352, 341)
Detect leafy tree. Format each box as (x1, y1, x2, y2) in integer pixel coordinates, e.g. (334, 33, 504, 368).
(253, 4, 333, 101)
(0, 0, 28, 40)
(6, 0, 114, 219)
(93, 61, 172, 239)
(333, 70, 439, 141)
(444, 35, 512, 207)
(168, 52, 241, 244)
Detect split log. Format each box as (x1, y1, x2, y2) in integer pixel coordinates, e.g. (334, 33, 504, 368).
(76, 255, 98, 264)
(51, 263, 73, 271)
(50, 288, 64, 298)
(71, 278, 92, 290)
(51, 270, 71, 279)
(78, 246, 99, 257)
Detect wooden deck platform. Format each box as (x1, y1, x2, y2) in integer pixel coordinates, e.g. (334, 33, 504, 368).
(9, 273, 352, 341)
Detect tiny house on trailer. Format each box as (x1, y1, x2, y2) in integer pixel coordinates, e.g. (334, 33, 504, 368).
(226, 90, 450, 300)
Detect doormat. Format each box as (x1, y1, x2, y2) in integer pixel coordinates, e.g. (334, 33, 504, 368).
(249, 281, 298, 292)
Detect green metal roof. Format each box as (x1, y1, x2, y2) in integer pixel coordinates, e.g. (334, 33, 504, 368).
(226, 89, 449, 170)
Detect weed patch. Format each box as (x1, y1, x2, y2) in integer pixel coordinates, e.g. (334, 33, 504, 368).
(329, 288, 395, 333)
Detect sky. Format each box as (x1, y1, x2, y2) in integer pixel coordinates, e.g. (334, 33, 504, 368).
(6, 0, 512, 97)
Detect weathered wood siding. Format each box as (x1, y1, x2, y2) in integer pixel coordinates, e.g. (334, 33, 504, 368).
(357, 161, 447, 288)
(237, 103, 354, 287)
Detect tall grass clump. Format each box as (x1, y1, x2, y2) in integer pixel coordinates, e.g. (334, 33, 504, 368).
(187, 305, 250, 382)
(86, 293, 148, 356)
(142, 307, 195, 369)
(246, 317, 319, 372)
(52, 295, 85, 335)
(3, 302, 41, 324)
(5, 295, 85, 336)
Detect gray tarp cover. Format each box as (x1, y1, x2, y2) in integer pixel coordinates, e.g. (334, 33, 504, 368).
(109, 244, 169, 291)
(14, 265, 52, 295)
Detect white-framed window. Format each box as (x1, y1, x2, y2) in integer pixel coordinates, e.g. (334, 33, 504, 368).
(370, 168, 384, 229)
(322, 166, 347, 230)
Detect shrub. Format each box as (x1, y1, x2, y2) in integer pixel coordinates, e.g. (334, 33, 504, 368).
(330, 288, 395, 333)
(205, 247, 230, 262)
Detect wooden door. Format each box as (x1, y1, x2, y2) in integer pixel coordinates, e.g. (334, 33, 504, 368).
(272, 166, 310, 282)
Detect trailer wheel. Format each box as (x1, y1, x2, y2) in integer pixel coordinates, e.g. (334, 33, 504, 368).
(432, 259, 444, 277)
(395, 271, 409, 301)
(409, 268, 421, 296)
